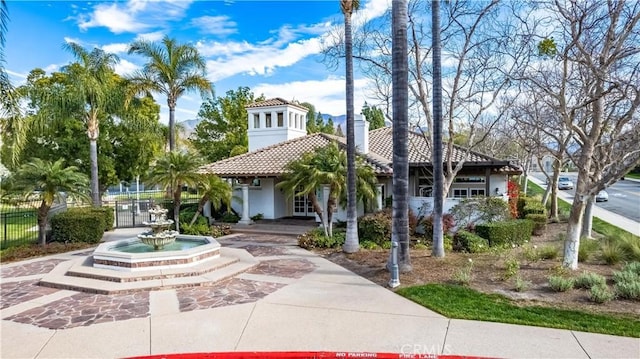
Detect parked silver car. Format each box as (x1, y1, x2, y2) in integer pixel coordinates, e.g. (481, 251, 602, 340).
(558, 177, 574, 190)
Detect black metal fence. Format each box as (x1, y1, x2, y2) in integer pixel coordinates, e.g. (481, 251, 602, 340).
(0, 200, 67, 249)
(1, 192, 200, 249)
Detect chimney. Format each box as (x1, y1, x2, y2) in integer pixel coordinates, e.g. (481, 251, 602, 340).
(354, 114, 369, 154)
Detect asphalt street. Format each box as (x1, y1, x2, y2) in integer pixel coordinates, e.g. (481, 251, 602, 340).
(531, 172, 640, 223)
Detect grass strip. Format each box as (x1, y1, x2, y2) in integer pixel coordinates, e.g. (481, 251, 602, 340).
(526, 180, 639, 240)
(397, 283, 640, 338)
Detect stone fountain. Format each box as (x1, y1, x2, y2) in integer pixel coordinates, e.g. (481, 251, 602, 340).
(138, 206, 179, 250)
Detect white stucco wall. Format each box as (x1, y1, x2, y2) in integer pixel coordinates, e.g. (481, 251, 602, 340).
(489, 174, 508, 196)
(273, 179, 289, 218)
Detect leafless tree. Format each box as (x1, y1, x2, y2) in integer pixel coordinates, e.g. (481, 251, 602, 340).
(516, 0, 640, 269)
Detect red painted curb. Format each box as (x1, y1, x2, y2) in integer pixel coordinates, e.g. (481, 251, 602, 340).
(125, 352, 497, 359)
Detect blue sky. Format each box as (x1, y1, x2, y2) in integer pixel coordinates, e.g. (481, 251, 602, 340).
(4, 0, 391, 124)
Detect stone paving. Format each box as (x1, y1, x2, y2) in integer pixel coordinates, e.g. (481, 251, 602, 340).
(0, 279, 59, 309)
(177, 278, 284, 312)
(5, 291, 150, 329)
(0, 234, 317, 331)
(247, 258, 316, 279)
(0, 258, 66, 278)
(241, 244, 290, 257)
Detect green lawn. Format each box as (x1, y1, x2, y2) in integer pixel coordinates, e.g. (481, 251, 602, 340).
(626, 173, 640, 180)
(526, 180, 639, 240)
(398, 283, 640, 338)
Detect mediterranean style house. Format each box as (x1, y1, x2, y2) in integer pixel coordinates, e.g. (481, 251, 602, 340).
(198, 98, 521, 224)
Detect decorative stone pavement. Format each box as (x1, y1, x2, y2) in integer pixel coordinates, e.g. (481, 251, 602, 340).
(5, 291, 150, 329)
(241, 245, 290, 257)
(177, 278, 284, 312)
(0, 258, 66, 278)
(0, 235, 316, 330)
(247, 259, 316, 279)
(0, 279, 59, 309)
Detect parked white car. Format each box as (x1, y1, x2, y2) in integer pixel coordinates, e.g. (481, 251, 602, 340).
(558, 177, 574, 190)
(596, 190, 609, 202)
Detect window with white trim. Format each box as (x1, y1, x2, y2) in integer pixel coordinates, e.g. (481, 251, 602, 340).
(452, 189, 468, 198)
(253, 114, 260, 128)
(470, 188, 485, 197)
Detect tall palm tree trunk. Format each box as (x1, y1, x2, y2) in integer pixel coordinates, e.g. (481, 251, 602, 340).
(343, 8, 359, 253)
(390, 0, 411, 272)
(174, 189, 182, 233)
(168, 100, 176, 151)
(431, 0, 445, 258)
(89, 138, 101, 207)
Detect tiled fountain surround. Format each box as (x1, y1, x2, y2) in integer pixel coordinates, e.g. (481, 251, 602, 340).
(92, 234, 220, 272)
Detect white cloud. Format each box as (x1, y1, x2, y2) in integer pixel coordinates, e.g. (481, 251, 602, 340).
(78, 3, 149, 33)
(191, 15, 237, 36)
(64, 36, 84, 45)
(43, 64, 60, 74)
(114, 59, 139, 76)
(135, 31, 165, 42)
(6, 69, 27, 79)
(101, 43, 129, 55)
(204, 37, 322, 82)
(253, 76, 371, 116)
(76, 0, 193, 34)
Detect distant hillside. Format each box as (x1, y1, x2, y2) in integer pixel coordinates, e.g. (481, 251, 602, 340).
(177, 119, 201, 137)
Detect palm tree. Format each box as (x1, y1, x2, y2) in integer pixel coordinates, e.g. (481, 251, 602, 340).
(277, 142, 377, 237)
(341, 0, 361, 254)
(390, 0, 412, 272)
(146, 151, 202, 232)
(127, 36, 212, 151)
(60, 42, 120, 206)
(10, 158, 90, 245)
(189, 175, 233, 226)
(431, 0, 445, 258)
(0, 0, 19, 130)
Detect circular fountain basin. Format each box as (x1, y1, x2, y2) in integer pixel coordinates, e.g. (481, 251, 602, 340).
(93, 234, 221, 272)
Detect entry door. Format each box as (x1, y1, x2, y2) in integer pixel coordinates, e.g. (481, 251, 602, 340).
(293, 186, 315, 217)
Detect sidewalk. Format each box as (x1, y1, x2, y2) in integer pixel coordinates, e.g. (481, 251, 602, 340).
(1, 230, 638, 359)
(528, 175, 640, 236)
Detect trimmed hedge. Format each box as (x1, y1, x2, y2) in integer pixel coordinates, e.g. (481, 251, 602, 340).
(453, 230, 489, 253)
(90, 207, 114, 231)
(475, 219, 534, 247)
(50, 208, 105, 244)
(525, 213, 547, 235)
(518, 197, 545, 219)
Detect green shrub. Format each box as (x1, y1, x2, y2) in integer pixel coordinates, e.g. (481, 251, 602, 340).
(210, 224, 232, 238)
(579, 238, 600, 262)
(607, 234, 640, 262)
(548, 275, 574, 292)
(453, 230, 489, 253)
(450, 197, 509, 230)
(590, 284, 615, 304)
(250, 213, 264, 221)
(413, 243, 428, 250)
(514, 275, 532, 292)
(297, 228, 345, 249)
(502, 257, 520, 280)
(452, 259, 474, 286)
(614, 280, 640, 301)
(525, 213, 547, 235)
(420, 213, 455, 238)
(622, 262, 640, 275)
(523, 203, 546, 216)
(91, 207, 114, 231)
(358, 210, 392, 246)
(360, 240, 380, 250)
(50, 209, 104, 244)
(538, 245, 559, 260)
(600, 240, 625, 265)
(220, 211, 240, 223)
(180, 220, 211, 236)
(475, 219, 534, 247)
(574, 271, 607, 289)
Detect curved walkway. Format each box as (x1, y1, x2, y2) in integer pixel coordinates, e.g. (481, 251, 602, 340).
(1, 231, 638, 359)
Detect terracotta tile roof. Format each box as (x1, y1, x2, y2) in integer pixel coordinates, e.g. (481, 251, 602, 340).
(246, 97, 309, 112)
(198, 133, 393, 177)
(199, 126, 521, 178)
(368, 127, 511, 165)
